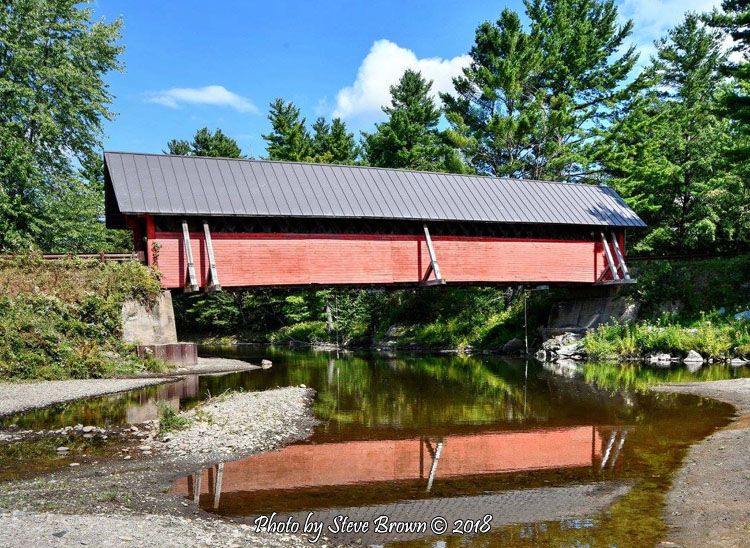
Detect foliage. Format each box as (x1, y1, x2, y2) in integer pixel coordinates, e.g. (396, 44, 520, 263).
(157, 403, 189, 436)
(363, 69, 464, 172)
(709, 0, 750, 169)
(269, 321, 334, 345)
(165, 127, 244, 158)
(0, 258, 164, 380)
(0, 0, 124, 252)
(601, 14, 746, 253)
(631, 255, 750, 319)
(263, 98, 313, 161)
(441, 0, 639, 180)
(177, 286, 554, 350)
(584, 317, 750, 359)
(309, 117, 359, 164)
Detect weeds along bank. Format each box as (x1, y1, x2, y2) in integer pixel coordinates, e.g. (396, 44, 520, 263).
(0, 257, 164, 380)
(584, 256, 750, 361)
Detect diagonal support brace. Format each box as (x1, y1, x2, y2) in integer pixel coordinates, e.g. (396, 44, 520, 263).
(203, 220, 221, 291)
(182, 219, 199, 293)
(600, 232, 620, 282)
(610, 233, 631, 281)
(422, 224, 446, 286)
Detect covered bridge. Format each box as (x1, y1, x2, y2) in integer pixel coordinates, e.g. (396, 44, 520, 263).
(104, 151, 644, 291)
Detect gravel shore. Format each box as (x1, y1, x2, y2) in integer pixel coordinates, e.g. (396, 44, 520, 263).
(0, 510, 308, 547)
(0, 386, 318, 548)
(0, 377, 172, 417)
(160, 387, 314, 466)
(653, 378, 750, 548)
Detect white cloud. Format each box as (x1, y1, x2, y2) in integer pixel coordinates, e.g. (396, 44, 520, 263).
(332, 39, 470, 120)
(617, 0, 723, 61)
(145, 85, 259, 113)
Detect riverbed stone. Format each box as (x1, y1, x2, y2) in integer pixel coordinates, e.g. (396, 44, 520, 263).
(502, 338, 525, 354)
(682, 350, 705, 363)
(261, 359, 273, 369)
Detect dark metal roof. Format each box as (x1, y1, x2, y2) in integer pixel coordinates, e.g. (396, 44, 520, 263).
(103, 151, 645, 228)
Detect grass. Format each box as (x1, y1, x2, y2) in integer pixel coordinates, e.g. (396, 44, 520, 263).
(157, 403, 189, 436)
(584, 316, 750, 359)
(0, 256, 165, 380)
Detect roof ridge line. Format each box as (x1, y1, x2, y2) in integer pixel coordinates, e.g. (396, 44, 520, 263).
(103, 150, 598, 188)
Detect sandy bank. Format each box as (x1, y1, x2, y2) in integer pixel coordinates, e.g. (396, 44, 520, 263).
(653, 378, 750, 548)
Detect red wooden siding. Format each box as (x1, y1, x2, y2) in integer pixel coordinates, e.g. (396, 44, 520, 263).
(152, 231, 615, 289)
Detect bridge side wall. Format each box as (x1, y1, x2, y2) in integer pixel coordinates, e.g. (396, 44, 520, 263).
(151, 232, 613, 288)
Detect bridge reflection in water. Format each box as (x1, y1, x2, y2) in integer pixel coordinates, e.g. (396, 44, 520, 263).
(172, 425, 629, 534)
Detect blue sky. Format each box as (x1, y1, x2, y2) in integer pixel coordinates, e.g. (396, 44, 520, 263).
(93, 0, 720, 158)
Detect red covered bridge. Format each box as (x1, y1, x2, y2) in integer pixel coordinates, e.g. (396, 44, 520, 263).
(104, 152, 644, 291)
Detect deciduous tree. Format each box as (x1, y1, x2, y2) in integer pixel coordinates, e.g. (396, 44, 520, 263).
(0, 0, 123, 252)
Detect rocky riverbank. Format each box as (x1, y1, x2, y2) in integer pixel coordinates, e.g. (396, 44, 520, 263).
(0, 386, 318, 547)
(653, 378, 750, 548)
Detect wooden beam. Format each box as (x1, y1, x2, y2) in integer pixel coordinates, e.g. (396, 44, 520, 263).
(610, 233, 631, 280)
(422, 224, 446, 285)
(182, 219, 199, 292)
(203, 220, 221, 291)
(600, 232, 620, 281)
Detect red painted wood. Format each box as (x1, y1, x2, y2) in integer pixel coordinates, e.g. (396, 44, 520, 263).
(152, 232, 616, 288)
(145, 215, 156, 266)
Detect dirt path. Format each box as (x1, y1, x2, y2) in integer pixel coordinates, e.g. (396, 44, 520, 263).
(652, 378, 750, 548)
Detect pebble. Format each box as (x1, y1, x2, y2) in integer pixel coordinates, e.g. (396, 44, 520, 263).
(82, 426, 95, 433)
(69, 463, 80, 467)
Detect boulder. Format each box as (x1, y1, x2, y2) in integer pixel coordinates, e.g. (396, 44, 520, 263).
(261, 359, 272, 369)
(683, 350, 704, 365)
(502, 338, 525, 354)
(730, 358, 748, 368)
(542, 332, 582, 351)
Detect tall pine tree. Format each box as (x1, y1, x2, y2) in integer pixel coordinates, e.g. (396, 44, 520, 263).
(166, 127, 244, 158)
(442, 0, 638, 180)
(363, 69, 464, 172)
(262, 99, 312, 161)
(601, 14, 743, 252)
(308, 117, 358, 164)
(710, 1, 750, 167)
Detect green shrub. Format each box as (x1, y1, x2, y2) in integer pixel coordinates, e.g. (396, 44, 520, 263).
(157, 403, 189, 435)
(269, 321, 334, 345)
(0, 257, 164, 380)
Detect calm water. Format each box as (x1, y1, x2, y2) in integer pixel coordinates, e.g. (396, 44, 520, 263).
(181, 347, 737, 547)
(2, 346, 746, 546)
